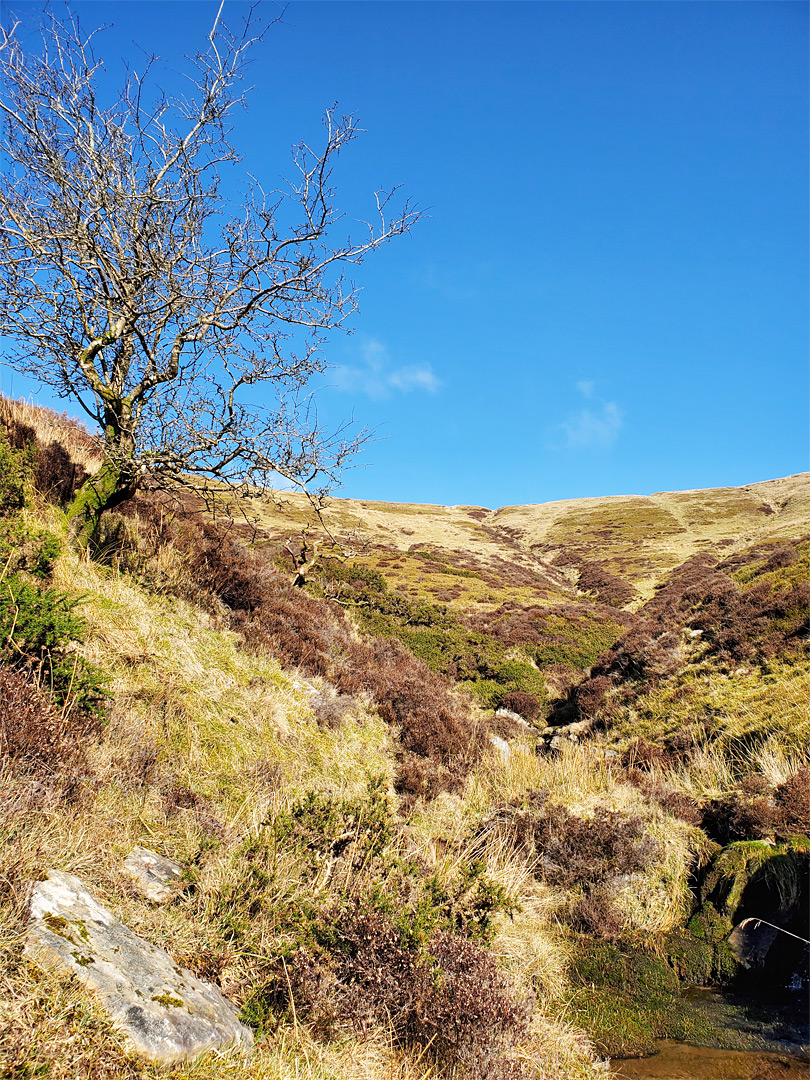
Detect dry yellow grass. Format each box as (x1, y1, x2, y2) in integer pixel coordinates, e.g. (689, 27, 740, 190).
(0, 395, 102, 473)
(1, 515, 609, 1080)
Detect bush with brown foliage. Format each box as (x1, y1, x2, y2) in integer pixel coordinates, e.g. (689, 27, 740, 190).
(499, 690, 542, 722)
(487, 794, 659, 942)
(774, 768, 810, 836)
(0, 664, 68, 772)
(696, 768, 809, 845)
(571, 885, 625, 941)
(577, 562, 637, 608)
(286, 906, 533, 1080)
(336, 636, 482, 800)
(488, 791, 657, 941)
(621, 730, 699, 772)
(701, 781, 778, 845)
(0, 665, 98, 806)
(574, 675, 612, 718)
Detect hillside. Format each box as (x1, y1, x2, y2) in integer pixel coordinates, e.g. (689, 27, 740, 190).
(235, 472, 809, 600)
(0, 398, 807, 1080)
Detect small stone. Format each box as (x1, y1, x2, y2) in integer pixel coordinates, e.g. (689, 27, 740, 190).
(123, 847, 184, 904)
(26, 870, 252, 1064)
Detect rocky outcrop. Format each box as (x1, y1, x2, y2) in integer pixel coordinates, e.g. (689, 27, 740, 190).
(25, 870, 253, 1064)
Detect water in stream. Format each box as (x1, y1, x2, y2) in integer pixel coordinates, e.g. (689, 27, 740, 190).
(609, 990, 809, 1080)
(610, 1042, 808, 1080)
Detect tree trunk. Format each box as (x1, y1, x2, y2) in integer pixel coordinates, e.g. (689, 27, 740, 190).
(67, 460, 137, 548)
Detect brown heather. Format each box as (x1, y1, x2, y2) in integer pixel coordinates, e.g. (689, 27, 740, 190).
(107, 493, 482, 800)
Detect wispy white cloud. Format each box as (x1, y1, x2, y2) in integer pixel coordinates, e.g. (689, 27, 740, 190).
(331, 338, 442, 400)
(554, 381, 623, 450)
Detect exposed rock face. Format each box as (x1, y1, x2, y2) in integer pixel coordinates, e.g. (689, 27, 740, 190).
(26, 870, 253, 1064)
(123, 847, 184, 904)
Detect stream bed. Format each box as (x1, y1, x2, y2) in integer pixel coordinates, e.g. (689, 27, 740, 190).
(610, 1042, 808, 1080)
(609, 990, 809, 1080)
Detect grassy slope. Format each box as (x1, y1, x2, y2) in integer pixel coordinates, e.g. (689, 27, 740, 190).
(243, 474, 809, 739)
(241, 472, 809, 607)
(1, 398, 807, 1078)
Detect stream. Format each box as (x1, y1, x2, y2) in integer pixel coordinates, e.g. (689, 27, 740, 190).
(609, 990, 809, 1080)
(610, 1042, 808, 1080)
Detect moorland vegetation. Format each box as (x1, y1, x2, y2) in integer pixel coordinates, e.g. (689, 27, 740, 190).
(0, 395, 808, 1079)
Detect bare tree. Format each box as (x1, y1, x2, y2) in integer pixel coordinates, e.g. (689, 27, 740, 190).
(0, 4, 418, 546)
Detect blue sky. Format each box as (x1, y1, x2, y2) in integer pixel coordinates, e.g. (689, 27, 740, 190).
(2, 1, 807, 508)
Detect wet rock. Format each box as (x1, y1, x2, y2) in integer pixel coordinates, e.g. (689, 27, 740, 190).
(728, 918, 780, 969)
(25, 870, 252, 1064)
(123, 847, 184, 904)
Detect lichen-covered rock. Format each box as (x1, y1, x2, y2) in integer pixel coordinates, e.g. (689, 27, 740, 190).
(123, 846, 184, 903)
(25, 870, 253, 1064)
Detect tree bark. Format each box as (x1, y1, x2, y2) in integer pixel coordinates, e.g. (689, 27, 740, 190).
(66, 461, 137, 549)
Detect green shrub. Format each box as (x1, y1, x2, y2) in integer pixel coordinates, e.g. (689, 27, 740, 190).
(0, 518, 62, 579)
(0, 574, 107, 719)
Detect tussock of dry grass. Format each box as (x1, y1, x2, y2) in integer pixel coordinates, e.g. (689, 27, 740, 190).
(0, 395, 101, 473)
(453, 741, 702, 937)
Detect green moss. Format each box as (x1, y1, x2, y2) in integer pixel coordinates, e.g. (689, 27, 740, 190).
(568, 939, 723, 1057)
(151, 993, 185, 1008)
(699, 838, 810, 936)
(43, 914, 70, 936)
(688, 903, 733, 945)
(663, 928, 714, 986)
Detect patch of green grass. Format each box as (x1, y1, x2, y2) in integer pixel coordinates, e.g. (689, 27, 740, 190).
(607, 656, 810, 752)
(567, 939, 726, 1057)
(532, 612, 624, 670)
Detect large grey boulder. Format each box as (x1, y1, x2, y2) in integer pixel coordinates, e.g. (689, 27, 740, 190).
(123, 847, 184, 904)
(26, 870, 253, 1064)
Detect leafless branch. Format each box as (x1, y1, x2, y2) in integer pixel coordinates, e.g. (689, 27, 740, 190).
(0, 4, 419, 542)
